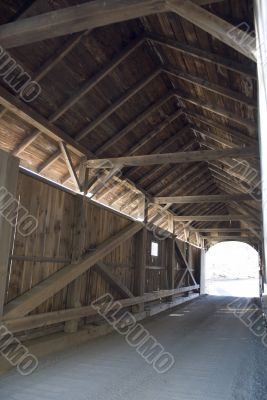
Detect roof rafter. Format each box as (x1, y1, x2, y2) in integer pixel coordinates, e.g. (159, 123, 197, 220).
(0, 0, 255, 74)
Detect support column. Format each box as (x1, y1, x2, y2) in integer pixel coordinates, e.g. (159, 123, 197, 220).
(133, 228, 147, 313)
(0, 149, 19, 318)
(255, 0, 267, 281)
(200, 248, 206, 295)
(166, 236, 175, 302)
(64, 195, 86, 333)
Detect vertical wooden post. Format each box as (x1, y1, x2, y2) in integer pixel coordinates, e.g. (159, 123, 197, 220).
(200, 248, 206, 295)
(64, 195, 86, 333)
(166, 236, 175, 302)
(0, 149, 19, 318)
(168, 214, 173, 233)
(255, 0, 267, 280)
(133, 227, 147, 313)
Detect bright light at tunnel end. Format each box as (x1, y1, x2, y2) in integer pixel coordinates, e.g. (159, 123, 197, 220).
(204, 241, 259, 298)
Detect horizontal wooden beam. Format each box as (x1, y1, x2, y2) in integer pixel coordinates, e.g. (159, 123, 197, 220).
(190, 228, 260, 233)
(168, 0, 256, 61)
(154, 193, 257, 204)
(4, 222, 142, 319)
(174, 214, 255, 222)
(86, 147, 258, 169)
(205, 236, 257, 241)
(3, 285, 199, 333)
(0, 0, 166, 48)
(0, 0, 225, 49)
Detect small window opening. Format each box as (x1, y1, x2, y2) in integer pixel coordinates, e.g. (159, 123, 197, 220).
(151, 241, 159, 257)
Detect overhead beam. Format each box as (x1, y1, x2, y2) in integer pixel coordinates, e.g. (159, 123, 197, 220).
(0, 0, 166, 48)
(168, 0, 257, 62)
(0, 0, 225, 49)
(89, 108, 184, 198)
(154, 193, 257, 204)
(111, 135, 195, 210)
(205, 236, 258, 241)
(4, 222, 142, 319)
(86, 146, 258, 169)
(174, 214, 255, 222)
(190, 228, 260, 233)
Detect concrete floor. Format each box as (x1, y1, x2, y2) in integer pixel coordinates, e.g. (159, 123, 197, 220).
(0, 296, 267, 400)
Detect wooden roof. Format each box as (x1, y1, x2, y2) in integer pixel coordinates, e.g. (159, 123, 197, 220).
(0, 0, 261, 246)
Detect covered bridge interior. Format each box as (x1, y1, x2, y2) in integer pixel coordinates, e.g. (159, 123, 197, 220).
(0, 0, 266, 398)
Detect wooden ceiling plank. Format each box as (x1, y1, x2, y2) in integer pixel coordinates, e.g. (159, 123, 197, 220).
(50, 36, 145, 123)
(127, 109, 183, 155)
(75, 69, 161, 141)
(96, 92, 176, 155)
(12, 35, 144, 157)
(37, 150, 62, 174)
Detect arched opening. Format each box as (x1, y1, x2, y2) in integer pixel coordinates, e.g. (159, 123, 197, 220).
(205, 241, 259, 297)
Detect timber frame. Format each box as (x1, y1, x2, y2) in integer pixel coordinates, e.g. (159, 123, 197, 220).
(0, 0, 265, 344)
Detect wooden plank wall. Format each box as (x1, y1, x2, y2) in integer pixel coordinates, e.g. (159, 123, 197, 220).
(146, 232, 167, 292)
(4, 171, 200, 335)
